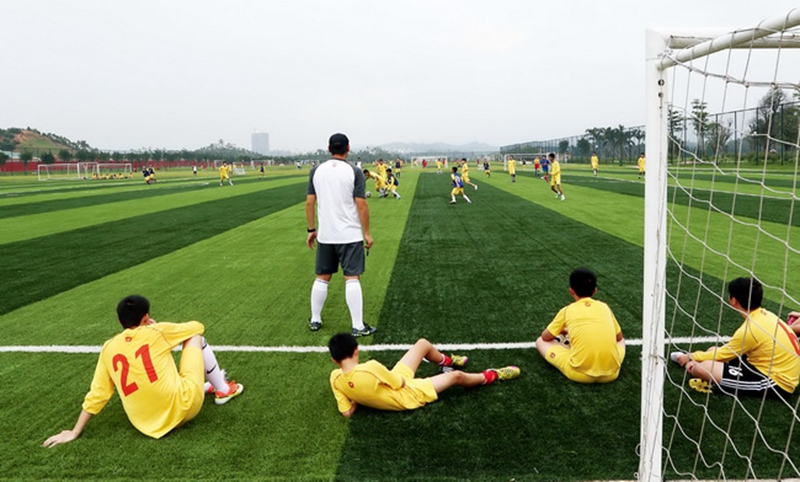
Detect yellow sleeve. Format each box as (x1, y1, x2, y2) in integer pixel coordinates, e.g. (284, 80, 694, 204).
(155, 321, 205, 347)
(545, 306, 568, 337)
(692, 322, 749, 362)
(330, 371, 354, 414)
(82, 346, 116, 415)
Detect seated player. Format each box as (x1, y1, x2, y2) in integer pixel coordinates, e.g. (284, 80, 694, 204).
(43, 295, 243, 447)
(536, 268, 626, 383)
(548, 152, 565, 201)
(385, 168, 401, 199)
(363, 169, 388, 198)
(328, 333, 520, 416)
(460, 158, 478, 190)
(788, 310, 800, 337)
(449, 166, 472, 204)
(671, 277, 800, 398)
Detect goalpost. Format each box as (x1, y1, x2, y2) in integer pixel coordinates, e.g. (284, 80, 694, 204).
(38, 163, 79, 181)
(502, 153, 547, 171)
(92, 163, 133, 179)
(642, 9, 800, 481)
(411, 155, 448, 168)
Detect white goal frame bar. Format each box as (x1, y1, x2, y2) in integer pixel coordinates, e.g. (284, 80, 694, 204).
(640, 9, 800, 482)
(502, 153, 547, 171)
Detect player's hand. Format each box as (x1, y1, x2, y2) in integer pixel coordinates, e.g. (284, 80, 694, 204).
(675, 353, 690, 366)
(307, 231, 317, 249)
(363, 233, 374, 250)
(42, 430, 79, 448)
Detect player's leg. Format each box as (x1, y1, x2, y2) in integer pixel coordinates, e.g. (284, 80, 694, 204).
(462, 192, 472, 203)
(450, 188, 457, 204)
(341, 242, 375, 337)
(310, 244, 336, 331)
(429, 365, 520, 393)
(397, 338, 467, 374)
(196, 336, 243, 403)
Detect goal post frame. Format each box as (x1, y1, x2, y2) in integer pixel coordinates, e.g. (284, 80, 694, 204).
(640, 10, 800, 481)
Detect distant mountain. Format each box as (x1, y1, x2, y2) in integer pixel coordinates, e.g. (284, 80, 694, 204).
(378, 141, 498, 154)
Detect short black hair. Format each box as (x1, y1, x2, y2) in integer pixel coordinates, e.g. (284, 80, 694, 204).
(548, 152, 555, 159)
(328, 332, 359, 362)
(328, 133, 349, 156)
(728, 277, 763, 310)
(452, 166, 458, 172)
(117, 295, 150, 329)
(569, 268, 597, 298)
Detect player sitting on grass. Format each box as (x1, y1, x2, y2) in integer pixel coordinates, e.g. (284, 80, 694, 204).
(535, 268, 626, 383)
(670, 277, 800, 398)
(43, 295, 243, 447)
(328, 333, 520, 417)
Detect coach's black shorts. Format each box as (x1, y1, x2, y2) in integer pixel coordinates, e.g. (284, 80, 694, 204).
(719, 357, 791, 399)
(316, 241, 365, 277)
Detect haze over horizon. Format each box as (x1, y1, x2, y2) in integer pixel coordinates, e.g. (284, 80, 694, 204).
(3, 1, 798, 152)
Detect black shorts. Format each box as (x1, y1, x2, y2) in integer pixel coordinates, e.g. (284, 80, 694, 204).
(316, 241, 365, 277)
(719, 357, 791, 399)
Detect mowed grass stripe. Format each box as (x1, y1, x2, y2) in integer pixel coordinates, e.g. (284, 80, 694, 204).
(336, 173, 648, 481)
(0, 182, 305, 316)
(0, 176, 305, 245)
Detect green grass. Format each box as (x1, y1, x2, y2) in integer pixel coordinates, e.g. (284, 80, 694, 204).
(0, 164, 797, 481)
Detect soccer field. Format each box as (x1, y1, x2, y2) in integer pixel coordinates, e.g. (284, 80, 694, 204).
(1, 165, 796, 481)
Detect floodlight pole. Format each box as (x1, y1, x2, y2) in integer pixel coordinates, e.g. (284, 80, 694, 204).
(640, 28, 669, 482)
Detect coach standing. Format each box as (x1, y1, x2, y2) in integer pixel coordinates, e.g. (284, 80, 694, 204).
(306, 133, 376, 337)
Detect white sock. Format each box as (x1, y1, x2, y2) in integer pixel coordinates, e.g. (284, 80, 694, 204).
(202, 338, 229, 393)
(345, 279, 365, 330)
(463, 194, 471, 203)
(310, 279, 328, 322)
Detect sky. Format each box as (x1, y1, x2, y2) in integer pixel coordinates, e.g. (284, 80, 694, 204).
(2, 1, 799, 153)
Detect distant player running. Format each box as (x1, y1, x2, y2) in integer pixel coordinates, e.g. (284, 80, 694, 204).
(637, 153, 646, 180)
(385, 168, 401, 199)
(328, 332, 520, 417)
(460, 158, 478, 190)
(219, 162, 233, 186)
(259, 164, 266, 179)
(364, 169, 388, 198)
(590, 152, 599, 177)
(483, 159, 491, 177)
(42, 295, 243, 447)
(507, 156, 517, 182)
(449, 166, 472, 204)
(540, 155, 550, 181)
(435, 158, 443, 174)
(549, 153, 565, 201)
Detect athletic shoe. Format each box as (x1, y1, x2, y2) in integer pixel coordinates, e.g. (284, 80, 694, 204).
(474, 185, 478, 190)
(669, 351, 685, 364)
(449, 200, 456, 204)
(309, 318, 322, 331)
(555, 193, 560, 199)
(450, 355, 469, 368)
(214, 380, 244, 405)
(491, 366, 521, 381)
(352, 324, 377, 337)
(689, 378, 712, 394)
(561, 195, 565, 201)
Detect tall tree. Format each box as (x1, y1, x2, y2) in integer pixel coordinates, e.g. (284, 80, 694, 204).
(58, 149, 73, 163)
(667, 105, 685, 161)
(41, 152, 56, 164)
(20, 151, 33, 174)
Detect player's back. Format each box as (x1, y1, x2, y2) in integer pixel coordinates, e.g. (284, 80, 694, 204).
(88, 322, 205, 438)
(562, 299, 622, 376)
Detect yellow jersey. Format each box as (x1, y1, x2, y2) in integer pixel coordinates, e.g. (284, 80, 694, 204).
(330, 360, 437, 412)
(550, 160, 561, 177)
(376, 163, 388, 180)
(367, 171, 387, 189)
(590, 155, 599, 168)
(545, 298, 624, 378)
(82, 321, 205, 439)
(691, 308, 800, 393)
(637, 156, 646, 172)
(219, 166, 229, 178)
(507, 159, 516, 174)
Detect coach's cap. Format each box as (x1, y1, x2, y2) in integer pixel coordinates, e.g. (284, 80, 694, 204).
(329, 133, 349, 149)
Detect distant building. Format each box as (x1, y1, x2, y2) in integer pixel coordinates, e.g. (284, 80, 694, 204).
(252, 132, 270, 155)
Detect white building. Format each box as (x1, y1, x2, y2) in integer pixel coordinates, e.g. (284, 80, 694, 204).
(252, 132, 270, 155)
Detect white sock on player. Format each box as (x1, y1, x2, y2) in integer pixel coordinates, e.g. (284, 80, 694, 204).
(202, 338, 229, 393)
(310, 278, 328, 323)
(345, 278, 365, 330)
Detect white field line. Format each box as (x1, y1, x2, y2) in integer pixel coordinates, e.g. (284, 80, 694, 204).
(0, 335, 730, 354)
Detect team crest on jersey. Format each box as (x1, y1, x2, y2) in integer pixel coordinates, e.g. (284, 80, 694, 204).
(348, 382, 355, 388)
(125, 336, 132, 342)
(585, 301, 591, 307)
(549, 353, 555, 359)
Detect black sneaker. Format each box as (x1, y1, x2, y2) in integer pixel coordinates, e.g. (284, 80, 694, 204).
(309, 318, 322, 331)
(352, 324, 377, 337)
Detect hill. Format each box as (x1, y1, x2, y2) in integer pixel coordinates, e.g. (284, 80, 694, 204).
(0, 127, 81, 155)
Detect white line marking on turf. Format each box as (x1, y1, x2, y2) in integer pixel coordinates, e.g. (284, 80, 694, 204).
(0, 336, 730, 353)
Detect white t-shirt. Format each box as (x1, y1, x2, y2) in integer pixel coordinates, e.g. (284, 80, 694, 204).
(307, 159, 366, 244)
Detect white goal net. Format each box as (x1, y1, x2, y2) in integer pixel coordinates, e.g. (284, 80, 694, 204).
(502, 153, 547, 172)
(92, 163, 133, 179)
(642, 9, 800, 481)
(37, 163, 91, 181)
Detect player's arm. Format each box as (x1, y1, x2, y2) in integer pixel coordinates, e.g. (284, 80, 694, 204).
(691, 324, 748, 363)
(305, 194, 317, 249)
(341, 403, 357, 418)
(541, 308, 567, 341)
(43, 409, 93, 448)
(355, 198, 372, 249)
